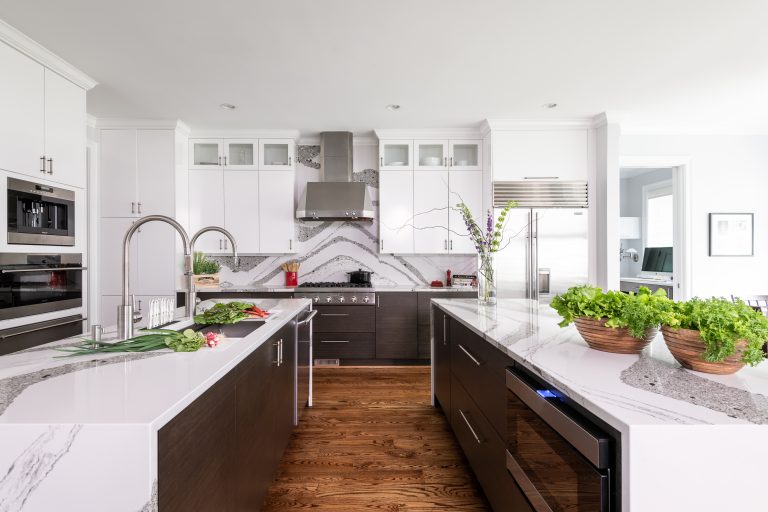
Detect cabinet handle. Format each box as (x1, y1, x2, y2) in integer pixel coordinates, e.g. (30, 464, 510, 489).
(47, 158, 53, 174)
(380, 156, 383, 167)
(137, 300, 142, 312)
(279, 339, 283, 365)
(450, 157, 453, 167)
(131, 202, 136, 214)
(457, 344, 481, 366)
(320, 340, 350, 343)
(223, 156, 227, 166)
(219, 239, 222, 251)
(320, 313, 349, 317)
(458, 409, 482, 444)
(272, 340, 280, 366)
(380, 239, 384, 251)
(443, 315, 447, 345)
(288, 156, 292, 166)
(376, 295, 380, 308)
(224, 239, 228, 250)
(40, 156, 46, 173)
(218, 156, 221, 166)
(137, 202, 142, 214)
(450, 240, 453, 251)
(443, 156, 447, 167)
(444, 240, 448, 250)
(289, 239, 293, 251)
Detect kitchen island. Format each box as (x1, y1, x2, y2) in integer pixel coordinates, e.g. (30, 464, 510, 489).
(0, 298, 312, 512)
(432, 298, 768, 512)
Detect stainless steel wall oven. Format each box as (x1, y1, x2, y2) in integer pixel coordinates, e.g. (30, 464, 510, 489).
(7, 177, 75, 246)
(0, 253, 84, 321)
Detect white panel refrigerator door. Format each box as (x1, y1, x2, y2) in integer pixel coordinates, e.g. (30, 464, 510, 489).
(495, 209, 531, 299)
(534, 208, 589, 303)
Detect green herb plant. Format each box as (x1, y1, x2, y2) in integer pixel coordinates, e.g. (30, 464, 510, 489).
(551, 285, 677, 339)
(670, 298, 768, 366)
(193, 251, 221, 275)
(193, 302, 254, 325)
(58, 329, 205, 357)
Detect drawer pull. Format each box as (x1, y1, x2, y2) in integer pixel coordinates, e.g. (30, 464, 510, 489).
(458, 409, 482, 444)
(506, 450, 554, 512)
(320, 313, 349, 317)
(320, 340, 350, 343)
(457, 344, 481, 366)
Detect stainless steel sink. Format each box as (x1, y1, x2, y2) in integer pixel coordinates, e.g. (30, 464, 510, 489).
(188, 320, 266, 338)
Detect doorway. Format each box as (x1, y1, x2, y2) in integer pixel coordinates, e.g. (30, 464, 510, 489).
(618, 157, 691, 300)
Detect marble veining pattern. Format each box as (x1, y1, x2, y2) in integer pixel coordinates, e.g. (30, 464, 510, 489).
(621, 356, 768, 424)
(0, 352, 168, 417)
(137, 479, 157, 512)
(0, 424, 81, 512)
(212, 144, 475, 287)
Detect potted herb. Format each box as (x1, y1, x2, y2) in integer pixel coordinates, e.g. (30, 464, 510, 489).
(662, 298, 768, 374)
(551, 285, 676, 354)
(192, 251, 222, 287)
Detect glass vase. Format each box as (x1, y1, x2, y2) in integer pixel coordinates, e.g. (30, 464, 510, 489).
(477, 252, 497, 304)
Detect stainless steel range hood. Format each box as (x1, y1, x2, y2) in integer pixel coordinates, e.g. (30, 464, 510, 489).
(296, 132, 375, 221)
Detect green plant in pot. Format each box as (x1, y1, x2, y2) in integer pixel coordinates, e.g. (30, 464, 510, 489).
(192, 251, 222, 287)
(662, 298, 768, 374)
(551, 285, 676, 354)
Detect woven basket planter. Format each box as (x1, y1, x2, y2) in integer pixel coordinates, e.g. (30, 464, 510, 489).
(573, 317, 658, 354)
(661, 326, 746, 375)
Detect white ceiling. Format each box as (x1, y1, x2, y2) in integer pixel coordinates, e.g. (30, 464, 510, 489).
(1, 0, 767, 135)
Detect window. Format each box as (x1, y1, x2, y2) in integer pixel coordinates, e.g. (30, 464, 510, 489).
(645, 182, 673, 248)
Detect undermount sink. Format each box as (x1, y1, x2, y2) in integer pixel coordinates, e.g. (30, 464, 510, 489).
(187, 320, 266, 338)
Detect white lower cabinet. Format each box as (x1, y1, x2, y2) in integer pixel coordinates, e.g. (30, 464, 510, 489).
(188, 170, 225, 252)
(414, 171, 449, 254)
(258, 171, 295, 253)
(223, 171, 260, 253)
(99, 218, 138, 296)
(448, 171, 483, 254)
(379, 171, 414, 253)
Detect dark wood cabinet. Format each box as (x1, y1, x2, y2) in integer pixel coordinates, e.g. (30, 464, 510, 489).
(432, 306, 451, 413)
(376, 292, 418, 359)
(417, 291, 476, 359)
(159, 321, 299, 512)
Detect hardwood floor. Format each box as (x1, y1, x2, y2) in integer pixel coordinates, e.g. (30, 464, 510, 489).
(262, 367, 490, 511)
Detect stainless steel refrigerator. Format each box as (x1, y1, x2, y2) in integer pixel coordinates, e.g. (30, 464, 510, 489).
(493, 181, 589, 303)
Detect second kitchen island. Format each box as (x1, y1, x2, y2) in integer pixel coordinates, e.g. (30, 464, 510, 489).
(0, 298, 312, 512)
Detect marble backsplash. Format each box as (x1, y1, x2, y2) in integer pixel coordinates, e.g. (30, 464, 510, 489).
(210, 145, 477, 287)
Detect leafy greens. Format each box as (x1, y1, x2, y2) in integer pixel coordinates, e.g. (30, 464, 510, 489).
(193, 302, 254, 325)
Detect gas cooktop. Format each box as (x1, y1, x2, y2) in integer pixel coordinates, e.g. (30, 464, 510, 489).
(297, 282, 372, 288)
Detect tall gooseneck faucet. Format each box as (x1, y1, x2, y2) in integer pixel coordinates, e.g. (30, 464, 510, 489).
(189, 227, 239, 315)
(118, 215, 192, 340)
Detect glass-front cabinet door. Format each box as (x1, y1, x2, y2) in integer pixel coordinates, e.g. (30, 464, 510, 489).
(259, 139, 295, 170)
(414, 140, 448, 170)
(223, 139, 258, 170)
(449, 140, 482, 171)
(189, 139, 223, 170)
(379, 140, 413, 170)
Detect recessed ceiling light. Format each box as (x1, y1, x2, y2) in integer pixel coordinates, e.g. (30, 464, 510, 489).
(220, 103, 236, 110)
(386, 104, 401, 111)
(544, 103, 558, 109)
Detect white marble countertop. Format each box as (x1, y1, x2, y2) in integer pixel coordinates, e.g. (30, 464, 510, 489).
(433, 298, 768, 429)
(194, 284, 477, 293)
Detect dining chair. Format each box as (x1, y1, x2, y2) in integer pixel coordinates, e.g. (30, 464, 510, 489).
(731, 295, 768, 316)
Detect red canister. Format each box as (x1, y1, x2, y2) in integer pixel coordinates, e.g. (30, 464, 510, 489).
(285, 272, 298, 287)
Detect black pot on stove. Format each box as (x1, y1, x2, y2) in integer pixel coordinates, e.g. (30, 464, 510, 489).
(347, 269, 373, 285)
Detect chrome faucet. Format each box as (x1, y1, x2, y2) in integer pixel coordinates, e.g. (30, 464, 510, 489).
(118, 215, 192, 340)
(189, 227, 239, 316)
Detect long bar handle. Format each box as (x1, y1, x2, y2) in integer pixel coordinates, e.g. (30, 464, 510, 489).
(458, 409, 482, 444)
(442, 314, 447, 345)
(1, 266, 88, 273)
(506, 450, 554, 512)
(320, 313, 349, 317)
(320, 340, 350, 343)
(0, 317, 86, 340)
(457, 344, 481, 366)
(296, 309, 318, 326)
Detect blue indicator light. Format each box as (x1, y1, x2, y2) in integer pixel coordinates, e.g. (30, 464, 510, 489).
(536, 389, 559, 399)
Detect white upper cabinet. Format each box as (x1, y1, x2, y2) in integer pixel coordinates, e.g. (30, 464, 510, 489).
(492, 130, 589, 181)
(448, 170, 483, 254)
(414, 140, 448, 171)
(136, 130, 175, 217)
(99, 130, 138, 217)
(259, 139, 295, 170)
(258, 170, 295, 253)
(379, 140, 413, 170)
(43, 69, 86, 188)
(188, 170, 225, 253)
(378, 170, 414, 253)
(0, 42, 88, 188)
(0, 41, 44, 179)
(413, 171, 449, 254)
(189, 139, 224, 170)
(223, 171, 261, 253)
(224, 139, 258, 170)
(449, 140, 482, 171)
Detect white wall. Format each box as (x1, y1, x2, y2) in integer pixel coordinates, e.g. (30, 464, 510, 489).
(620, 133, 768, 298)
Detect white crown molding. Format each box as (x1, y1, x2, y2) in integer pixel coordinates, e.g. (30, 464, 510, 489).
(0, 19, 97, 90)
(95, 118, 192, 133)
(481, 117, 598, 136)
(620, 123, 768, 136)
(374, 128, 483, 140)
(85, 114, 98, 128)
(189, 129, 300, 139)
